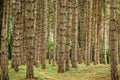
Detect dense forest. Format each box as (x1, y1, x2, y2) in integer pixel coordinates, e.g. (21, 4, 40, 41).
(0, 0, 120, 80)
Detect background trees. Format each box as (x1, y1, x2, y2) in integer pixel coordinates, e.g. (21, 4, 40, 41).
(0, 0, 119, 80)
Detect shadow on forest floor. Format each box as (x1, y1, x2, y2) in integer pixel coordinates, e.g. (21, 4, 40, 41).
(0, 62, 120, 80)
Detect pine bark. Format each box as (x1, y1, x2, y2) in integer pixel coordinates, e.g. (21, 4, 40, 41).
(58, 0, 67, 73)
(12, 0, 21, 72)
(40, 0, 47, 69)
(103, 0, 107, 64)
(71, 0, 78, 68)
(110, 0, 119, 79)
(21, 0, 26, 65)
(65, 0, 72, 71)
(26, 0, 35, 78)
(1, 0, 9, 79)
(94, 0, 99, 65)
(53, 0, 58, 66)
(86, 0, 93, 65)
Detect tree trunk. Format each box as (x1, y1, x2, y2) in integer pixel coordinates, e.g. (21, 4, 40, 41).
(110, 0, 119, 79)
(40, 0, 47, 69)
(94, 0, 99, 65)
(26, 0, 35, 78)
(1, 0, 9, 79)
(71, 0, 78, 68)
(58, 0, 67, 73)
(86, 0, 93, 65)
(65, 0, 72, 71)
(103, 0, 107, 64)
(53, 0, 58, 66)
(12, 0, 21, 72)
(21, 0, 26, 65)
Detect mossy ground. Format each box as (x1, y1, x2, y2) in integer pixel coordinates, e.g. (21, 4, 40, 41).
(0, 62, 120, 80)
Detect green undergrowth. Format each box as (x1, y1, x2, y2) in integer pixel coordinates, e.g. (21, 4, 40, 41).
(38, 62, 120, 80)
(1, 62, 120, 80)
(8, 65, 53, 80)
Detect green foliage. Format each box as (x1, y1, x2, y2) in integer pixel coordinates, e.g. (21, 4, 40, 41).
(38, 63, 117, 80)
(8, 65, 53, 80)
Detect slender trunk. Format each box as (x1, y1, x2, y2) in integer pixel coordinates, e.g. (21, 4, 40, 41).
(41, 0, 47, 69)
(12, 0, 21, 72)
(21, 0, 26, 65)
(53, 0, 58, 66)
(26, 0, 35, 78)
(1, 0, 9, 79)
(103, 0, 107, 64)
(86, 0, 93, 65)
(94, 0, 99, 65)
(110, 0, 119, 79)
(58, 0, 67, 73)
(65, 0, 72, 71)
(71, 0, 78, 68)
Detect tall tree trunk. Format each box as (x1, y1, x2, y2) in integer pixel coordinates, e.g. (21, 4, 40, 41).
(12, 0, 21, 72)
(0, 0, 4, 67)
(1, 0, 9, 79)
(86, 0, 93, 65)
(26, 0, 35, 78)
(36, 0, 42, 66)
(40, 0, 47, 69)
(71, 0, 78, 68)
(103, 0, 107, 64)
(65, 0, 72, 71)
(53, 0, 58, 66)
(78, 0, 85, 64)
(110, 0, 119, 79)
(21, 0, 26, 65)
(58, 0, 67, 73)
(94, 0, 99, 65)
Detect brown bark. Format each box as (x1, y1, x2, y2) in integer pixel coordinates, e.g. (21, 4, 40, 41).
(12, 0, 21, 72)
(58, 0, 67, 73)
(94, 0, 99, 65)
(0, 0, 4, 67)
(78, 0, 85, 64)
(65, 0, 72, 71)
(71, 0, 78, 68)
(1, 0, 9, 79)
(40, 0, 47, 69)
(110, 0, 119, 79)
(103, 0, 107, 64)
(26, 0, 35, 78)
(21, 0, 26, 65)
(86, 0, 93, 65)
(53, 0, 58, 66)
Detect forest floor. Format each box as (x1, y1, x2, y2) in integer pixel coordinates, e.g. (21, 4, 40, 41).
(0, 62, 120, 80)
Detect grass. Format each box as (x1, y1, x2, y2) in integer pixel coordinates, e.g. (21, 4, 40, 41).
(0, 62, 120, 80)
(0, 65, 53, 80)
(38, 62, 120, 80)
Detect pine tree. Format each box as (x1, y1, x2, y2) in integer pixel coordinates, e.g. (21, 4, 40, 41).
(110, 0, 119, 79)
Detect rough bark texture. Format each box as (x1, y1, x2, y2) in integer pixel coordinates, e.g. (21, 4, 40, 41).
(12, 0, 21, 72)
(41, 0, 47, 69)
(110, 0, 119, 80)
(71, 0, 78, 68)
(0, 0, 4, 67)
(53, 0, 58, 66)
(86, 0, 93, 65)
(58, 0, 67, 73)
(35, 0, 42, 66)
(1, 0, 9, 79)
(65, 0, 72, 71)
(94, 0, 99, 65)
(103, 0, 107, 64)
(78, 0, 85, 64)
(21, 0, 26, 65)
(26, 0, 35, 78)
